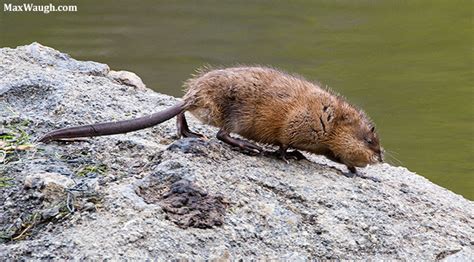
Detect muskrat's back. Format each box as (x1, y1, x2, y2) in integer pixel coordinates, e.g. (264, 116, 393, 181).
(183, 67, 334, 144)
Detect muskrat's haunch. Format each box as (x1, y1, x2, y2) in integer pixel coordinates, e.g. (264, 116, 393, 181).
(39, 66, 384, 173)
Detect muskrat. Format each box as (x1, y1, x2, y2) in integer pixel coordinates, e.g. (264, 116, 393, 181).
(39, 66, 384, 173)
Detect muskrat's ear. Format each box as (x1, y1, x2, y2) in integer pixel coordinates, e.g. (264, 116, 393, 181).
(322, 105, 335, 123)
(371, 126, 376, 133)
(339, 114, 353, 124)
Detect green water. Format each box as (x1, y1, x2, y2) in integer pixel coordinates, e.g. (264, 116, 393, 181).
(1, 0, 472, 200)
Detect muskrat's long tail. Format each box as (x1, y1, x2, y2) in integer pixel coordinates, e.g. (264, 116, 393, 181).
(39, 101, 185, 143)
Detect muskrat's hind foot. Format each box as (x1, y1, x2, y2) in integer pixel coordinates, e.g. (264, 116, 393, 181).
(176, 112, 205, 138)
(216, 129, 262, 154)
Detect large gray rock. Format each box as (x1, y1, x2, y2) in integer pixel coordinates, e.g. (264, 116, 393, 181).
(0, 43, 472, 260)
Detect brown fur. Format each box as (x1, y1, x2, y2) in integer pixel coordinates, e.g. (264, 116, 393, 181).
(183, 66, 383, 169)
(40, 66, 383, 172)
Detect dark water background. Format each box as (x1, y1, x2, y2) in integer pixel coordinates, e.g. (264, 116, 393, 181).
(1, 0, 472, 200)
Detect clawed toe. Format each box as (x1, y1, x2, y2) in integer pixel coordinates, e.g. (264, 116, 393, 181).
(269, 148, 307, 162)
(182, 130, 206, 139)
(216, 129, 262, 155)
(285, 150, 307, 160)
(234, 141, 262, 155)
(238, 147, 261, 155)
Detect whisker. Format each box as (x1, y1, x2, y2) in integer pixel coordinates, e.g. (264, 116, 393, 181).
(385, 151, 403, 166)
(387, 149, 400, 155)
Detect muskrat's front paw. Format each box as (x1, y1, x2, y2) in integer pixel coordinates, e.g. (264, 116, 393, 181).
(285, 150, 307, 160)
(265, 149, 306, 163)
(342, 168, 381, 183)
(347, 166, 357, 173)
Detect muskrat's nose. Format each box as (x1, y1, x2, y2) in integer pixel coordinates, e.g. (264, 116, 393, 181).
(378, 148, 385, 162)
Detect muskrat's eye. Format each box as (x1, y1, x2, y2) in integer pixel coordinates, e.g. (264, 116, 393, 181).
(365, 138, 373, 145)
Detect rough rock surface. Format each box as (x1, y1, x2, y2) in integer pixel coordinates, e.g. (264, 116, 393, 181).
(0, 43, 473, 260)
